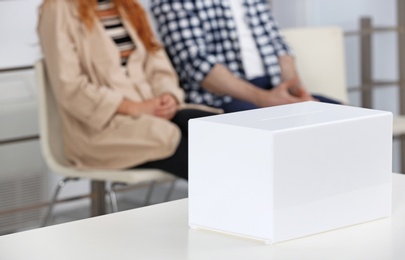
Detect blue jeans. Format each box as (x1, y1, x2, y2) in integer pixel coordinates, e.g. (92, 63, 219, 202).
(220, 76, 341, 113)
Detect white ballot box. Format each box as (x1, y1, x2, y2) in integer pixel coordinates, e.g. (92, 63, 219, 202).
(189, 101, 392, 244)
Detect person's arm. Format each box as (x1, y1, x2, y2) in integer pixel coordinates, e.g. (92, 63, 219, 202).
(279, 55, 298, 81)
(264, 3, 313, 100)
(39, 1, 124, 130)
(202, 64, 305, 107)
(151, 0, 218, 88)
(144, 48, 184, 105)
(153, 93, 178, 120)
(143, 46, 183, 119)
(278, 55, 314, 100)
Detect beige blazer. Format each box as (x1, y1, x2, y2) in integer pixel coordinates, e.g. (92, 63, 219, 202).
(38, 0, 215, 169)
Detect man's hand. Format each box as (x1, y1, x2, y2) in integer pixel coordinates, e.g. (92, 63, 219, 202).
(257, 78, 313, 107)
(200, 64, 314, 109)
(285, 77, 316, 101)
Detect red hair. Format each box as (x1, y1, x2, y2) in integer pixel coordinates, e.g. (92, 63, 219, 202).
(43, 0, 161, 53)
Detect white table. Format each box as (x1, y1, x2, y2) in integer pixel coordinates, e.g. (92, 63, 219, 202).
(1, 174, 405, 260)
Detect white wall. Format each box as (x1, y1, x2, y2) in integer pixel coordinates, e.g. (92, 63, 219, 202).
(0, 0, 151, 68)
(0, 0, 42, 69)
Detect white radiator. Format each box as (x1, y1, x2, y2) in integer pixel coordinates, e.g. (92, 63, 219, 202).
(0, 69, 47, 234)
(0, 163, 46, 234)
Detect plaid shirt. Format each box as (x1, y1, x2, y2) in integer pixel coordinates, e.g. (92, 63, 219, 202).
(151, 0, 293, 107)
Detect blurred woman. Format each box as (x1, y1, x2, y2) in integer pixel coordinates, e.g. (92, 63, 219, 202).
(38, 0, 218, 180)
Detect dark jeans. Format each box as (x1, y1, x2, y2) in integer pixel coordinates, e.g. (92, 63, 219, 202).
(221, 76, 341, 113)
(134, 109, 214, 180)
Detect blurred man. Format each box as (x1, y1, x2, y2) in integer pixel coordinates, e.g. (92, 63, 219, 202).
(151, 0, 331, 112)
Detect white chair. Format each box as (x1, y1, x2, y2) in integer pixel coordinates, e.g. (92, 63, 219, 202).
(280, 27, 349, 104)
(281, 26, 405, 168)
(35, 60, 177, 226)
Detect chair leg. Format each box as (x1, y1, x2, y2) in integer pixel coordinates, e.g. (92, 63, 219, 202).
(42, 177, 77, 227)
(164, 179, 177, 202)
(401, 136, 405, 173)
(143, 181, 156, 206)
(108, 183, 120, 213)
(108, 180, 173, 211)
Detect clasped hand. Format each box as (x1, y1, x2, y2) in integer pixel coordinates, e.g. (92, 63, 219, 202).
(122, 93, 178, 119)
(153, 93, 178, 119)
(265, 77, 315, 107)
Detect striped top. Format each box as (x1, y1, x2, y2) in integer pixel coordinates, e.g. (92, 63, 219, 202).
(97, 0, 136, 66)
